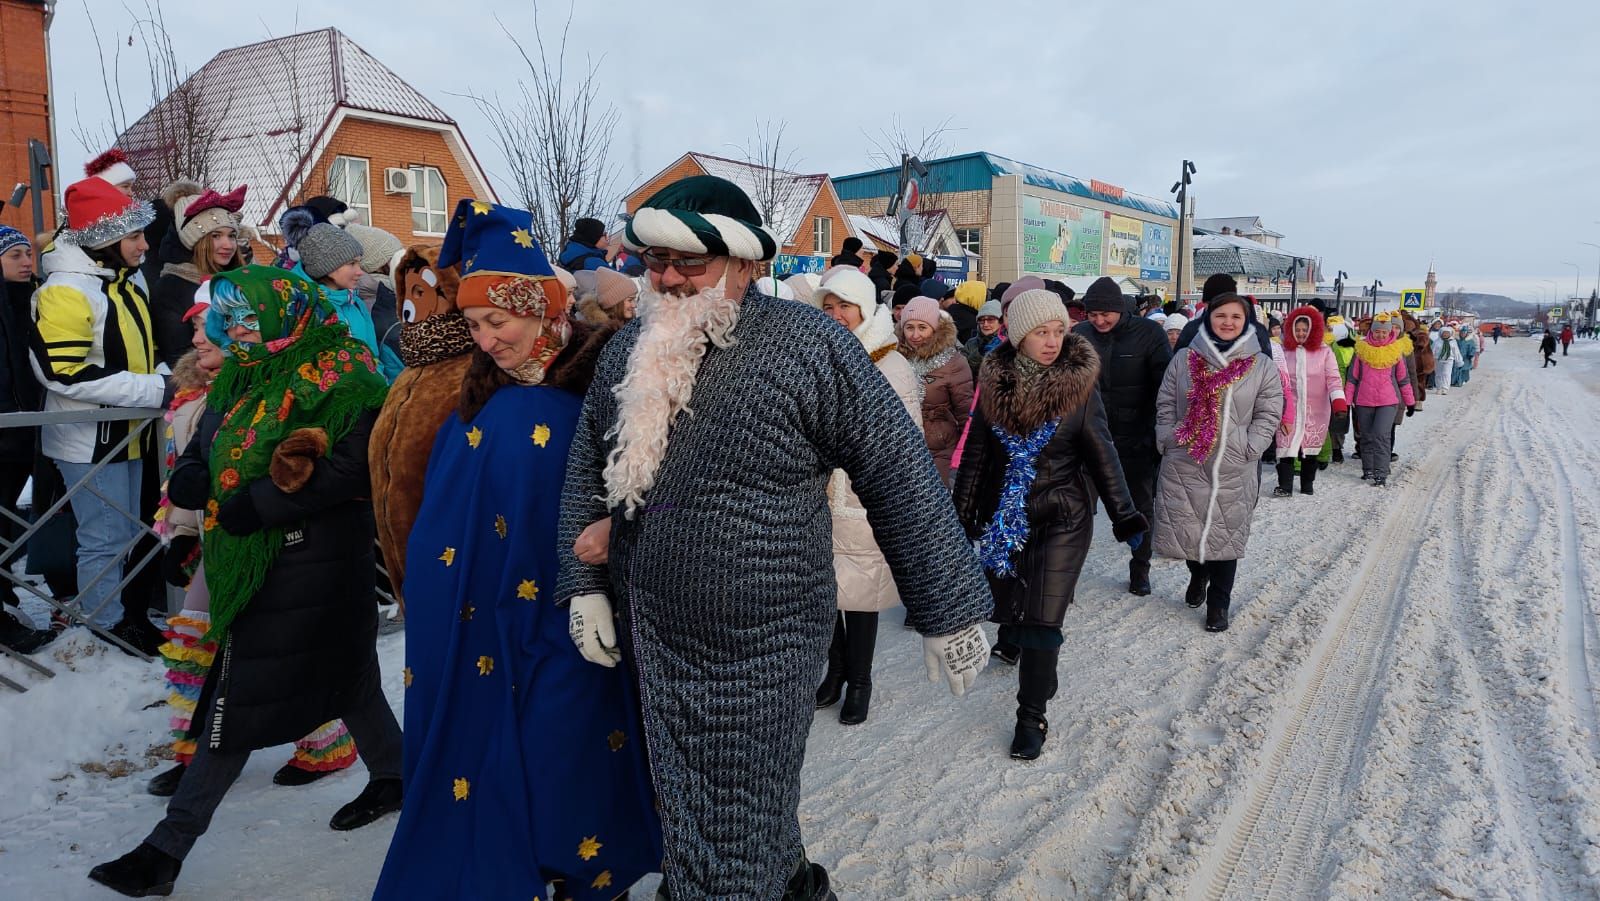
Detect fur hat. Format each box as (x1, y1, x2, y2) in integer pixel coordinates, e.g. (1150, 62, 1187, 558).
(1004, 288, 1069, 347)
(814, 267, 876, 313)
(297, 223, 364, 280)
(1164, 313, 1189, 332)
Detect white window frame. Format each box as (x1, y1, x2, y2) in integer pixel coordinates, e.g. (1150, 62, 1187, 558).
(326, 156, 371, 226)
(409, 165, 448, 236)
(812, 216, 831, 256)
(955, 226, 982, 259)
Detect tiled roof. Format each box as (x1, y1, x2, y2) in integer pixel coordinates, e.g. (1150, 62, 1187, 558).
(117, 28, 456, 228)
(1193, 234, 1314, 279)
(848, 211, 954, 255)
(687, 152, 825, 246)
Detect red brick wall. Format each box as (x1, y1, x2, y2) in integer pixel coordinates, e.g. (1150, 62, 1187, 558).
(0, 0, 54, 234)
(269, 114, 480, 249)
(623, 155, 703, 215)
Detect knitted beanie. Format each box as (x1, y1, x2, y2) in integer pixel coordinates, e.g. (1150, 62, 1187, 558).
(1001, 276, 1046, 305)
(954, 280, 987, 310)
(1165, 313, 1189, 332)
(343, 223, 405, 275)
(1082, 276, 1125, 313)
(977, 300, 1002, 320)
(901, 297, 941, 328)
(572, 217, 606, 245)
(297, 223, 364, 280)
(1005, 288, 1069, 347)
(1202, 273, 1238, 303)
(594, 267, 639, 311)
(0, 225, 28, 256)
(919, 277, 952, 300)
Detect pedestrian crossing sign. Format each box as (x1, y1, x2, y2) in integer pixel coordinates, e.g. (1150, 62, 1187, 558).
(1550, 307, 1563, 318)
(1401, 289, 1425, 310)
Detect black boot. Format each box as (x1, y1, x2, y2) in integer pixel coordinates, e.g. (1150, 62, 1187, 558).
(1128, 560, 1151, 596)
(146, 763, 186, 797)
(1204, 576, 1231, 632)
(1299, 461, 1318, 496)
(0, 609, 56, 655)
(838, 612, 877, 725)
(88, 842, 181, 897)
(273, 763, 336, 787)
(815, 613, 846, 709)
(329, 777, 402, 831)
(1184, 568, 1208, 608)
(1332, 445, 1344, 464)
(1010, 646, 1059, 760)
(1273, 459, 1294, 497)
(106, 616, 162, 657)
(781, 852, 837, 901)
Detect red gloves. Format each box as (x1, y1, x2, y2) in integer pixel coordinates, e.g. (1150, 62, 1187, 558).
(1331, 398, 1349, 414)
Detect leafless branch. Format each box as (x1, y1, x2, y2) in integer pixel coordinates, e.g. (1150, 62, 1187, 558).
(737, 119, 809, 246)
(863, 115, 959, 217)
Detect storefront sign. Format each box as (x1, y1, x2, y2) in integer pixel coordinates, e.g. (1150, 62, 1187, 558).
(1139, 222, 1172, 281)
(772, 254, 829, 277)
(1106, 214, 1143, 279)
(1021, 195, 1103, 277)
(1089, 179, 1125, 200)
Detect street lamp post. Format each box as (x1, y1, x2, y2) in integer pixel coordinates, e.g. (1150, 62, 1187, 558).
(1540, 280, 1559, 323)
(1169, 160, 1196, 301)
(1333, 270, 1349, 315)
(1561, 261, 1581, 303)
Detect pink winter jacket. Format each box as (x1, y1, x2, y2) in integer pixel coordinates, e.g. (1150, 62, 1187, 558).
(1344, 336, 1416, 410)
(1275, 344, 1345, 455)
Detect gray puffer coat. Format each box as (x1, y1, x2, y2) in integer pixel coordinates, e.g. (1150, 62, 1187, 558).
(1152, 328, 1283, 563)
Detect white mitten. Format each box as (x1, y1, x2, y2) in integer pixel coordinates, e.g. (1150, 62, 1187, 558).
(568, 593, 621, 667)
(923, 623, 990, 696)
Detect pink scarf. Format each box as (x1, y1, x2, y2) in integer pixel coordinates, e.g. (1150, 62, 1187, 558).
(1174, 350, 1256, 463)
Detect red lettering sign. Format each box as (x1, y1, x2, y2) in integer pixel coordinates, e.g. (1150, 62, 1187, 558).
(1090, 179, 1125, 199)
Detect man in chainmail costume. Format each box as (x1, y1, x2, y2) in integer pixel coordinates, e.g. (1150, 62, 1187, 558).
(557, 175, 992, 900)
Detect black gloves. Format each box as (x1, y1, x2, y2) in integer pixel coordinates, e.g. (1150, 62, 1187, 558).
(161, 534, 200, 587)
(216, 492, 263, 535)
(1405, 405, 1416, 418)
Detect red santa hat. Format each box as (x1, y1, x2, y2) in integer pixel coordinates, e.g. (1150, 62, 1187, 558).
(84, 148, 138, 189)
(62, 176, 155, 250)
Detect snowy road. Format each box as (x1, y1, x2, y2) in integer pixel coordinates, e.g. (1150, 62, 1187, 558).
(3, 338, 1598, 899)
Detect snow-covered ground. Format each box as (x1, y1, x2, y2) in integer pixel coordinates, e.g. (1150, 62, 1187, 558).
(3, 337, 1598, 900)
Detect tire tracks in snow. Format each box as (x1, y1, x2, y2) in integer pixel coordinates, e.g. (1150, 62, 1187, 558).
(1186, 392, 1485, 901)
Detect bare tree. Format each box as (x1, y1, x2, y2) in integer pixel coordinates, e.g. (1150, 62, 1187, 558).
(863, 116, 958, 217)
(462, 1, 620, 257)
(736, 119, 810, 247)
(75, 0, 232, 196)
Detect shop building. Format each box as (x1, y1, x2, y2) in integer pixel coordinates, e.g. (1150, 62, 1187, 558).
(833, 151, 1180, 295)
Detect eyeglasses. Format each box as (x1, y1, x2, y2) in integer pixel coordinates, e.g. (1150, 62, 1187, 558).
(640, 250, 713, 276)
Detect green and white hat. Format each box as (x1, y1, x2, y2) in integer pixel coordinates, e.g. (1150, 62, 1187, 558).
(624, 175, 777, 262)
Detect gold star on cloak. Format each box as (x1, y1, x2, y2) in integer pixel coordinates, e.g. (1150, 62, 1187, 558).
(495, 514, 508, 539)
(577, 836, 602, 861)
(439, 547, 456, 567)
(511, 228, 535, 249)
(466, 426, 483, 448)
(403, 667, 413, 688)
(453, 777, 470, 801)
(607, 730, 626, 751)
(517, 579, 539, 600)
(591, 871, 613, 891)
(532, 424, 551, 447)
(477, 655, 494, 676)
(460, 603, 475, 622)
(471, 200, 491, 215)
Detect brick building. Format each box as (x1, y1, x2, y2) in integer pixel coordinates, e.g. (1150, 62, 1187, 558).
(0, 0, 55, 234)
(623, 152, 852, 277)
(834, 152, 1181, 295)
(116, 28, 495, 248)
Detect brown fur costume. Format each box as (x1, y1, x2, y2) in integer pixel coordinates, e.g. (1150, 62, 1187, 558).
(370, 246, 474, 607)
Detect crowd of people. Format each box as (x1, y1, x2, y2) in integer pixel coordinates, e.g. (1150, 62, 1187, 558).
(0, 153, 1510, 899)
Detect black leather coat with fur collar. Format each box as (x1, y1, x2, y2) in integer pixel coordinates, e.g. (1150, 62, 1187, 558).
(952, 336, 1148, 629)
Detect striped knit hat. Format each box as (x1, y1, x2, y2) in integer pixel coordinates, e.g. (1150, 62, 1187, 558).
(623, 175, 777, 262)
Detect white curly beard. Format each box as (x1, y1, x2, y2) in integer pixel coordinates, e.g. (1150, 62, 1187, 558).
(602, 280, 742, 518)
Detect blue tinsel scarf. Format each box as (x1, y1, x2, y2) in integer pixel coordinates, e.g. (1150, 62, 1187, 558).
(977, 418, 1060, 578)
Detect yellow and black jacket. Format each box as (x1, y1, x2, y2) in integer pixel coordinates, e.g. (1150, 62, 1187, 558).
(29, 242, 166, 463)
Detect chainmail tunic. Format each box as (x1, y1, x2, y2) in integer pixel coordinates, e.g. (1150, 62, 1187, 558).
(557, 288, 990, 899)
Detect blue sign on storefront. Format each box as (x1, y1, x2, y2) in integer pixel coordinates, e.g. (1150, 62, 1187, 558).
(772, 254, 829, 277)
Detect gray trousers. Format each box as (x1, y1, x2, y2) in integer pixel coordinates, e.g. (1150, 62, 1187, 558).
(145, 656, 403, 860)
(1354, 405, 1399, 479)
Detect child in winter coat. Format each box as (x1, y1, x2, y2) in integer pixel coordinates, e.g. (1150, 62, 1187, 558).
(1346, 313, 1416, 486)
(954, 289, 1147, 758)
(145, 295, 361, 797)
(1152, 293, 1283, 633)
(1273, 306, 1346, 497)
(292, 223, 404, 382)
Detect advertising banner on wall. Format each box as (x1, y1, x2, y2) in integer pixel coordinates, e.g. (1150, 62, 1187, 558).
(772, 254, 830, 278)
(1139, 222, 1172, 281)
(1106, 214, 1143, 278)
(1021, 195, 1103, 277)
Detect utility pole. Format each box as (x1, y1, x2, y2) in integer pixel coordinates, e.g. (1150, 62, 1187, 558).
(1333, 270, 1349, 316)
(1169, 160, 1196, 302)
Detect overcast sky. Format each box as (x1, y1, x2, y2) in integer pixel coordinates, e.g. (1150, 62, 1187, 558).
(45, 0, 1600, 305)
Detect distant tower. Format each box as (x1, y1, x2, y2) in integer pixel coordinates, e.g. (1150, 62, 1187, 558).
(1424, 260, 1437, 308)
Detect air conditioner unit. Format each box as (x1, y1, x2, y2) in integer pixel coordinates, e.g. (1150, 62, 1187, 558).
(383, 168, 416, 195)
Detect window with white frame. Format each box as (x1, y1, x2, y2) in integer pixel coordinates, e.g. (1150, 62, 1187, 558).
(812, 216, 831, 256)
(326, 156, 371, 225)
(955, 227, 982, 259)
(410, 165, 447, 235)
